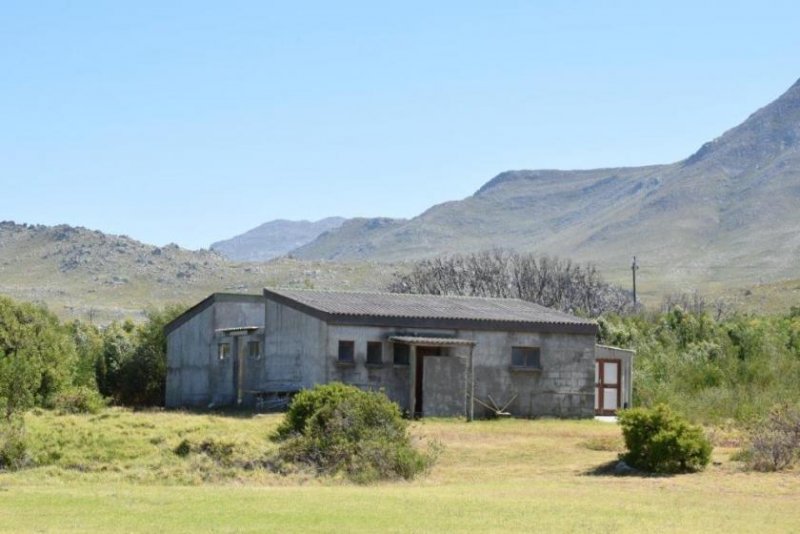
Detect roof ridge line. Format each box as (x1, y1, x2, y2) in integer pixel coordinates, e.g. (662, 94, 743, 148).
(265, 286, 533, 303)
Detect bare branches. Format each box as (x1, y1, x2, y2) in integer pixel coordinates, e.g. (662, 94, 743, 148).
(660, 290, 731, 321)
(389, 250, 634, 317)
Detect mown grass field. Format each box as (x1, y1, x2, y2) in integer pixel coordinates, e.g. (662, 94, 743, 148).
(1, 409, 799, 533)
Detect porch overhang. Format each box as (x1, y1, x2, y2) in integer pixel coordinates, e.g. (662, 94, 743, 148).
(388, 336, 476, 421)
(215, 326, 262, 336)
(387, 335, 477, 347)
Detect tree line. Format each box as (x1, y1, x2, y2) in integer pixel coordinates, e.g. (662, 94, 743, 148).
(0, 295, 182, 420)
(388, 249, 635, 316)
(598, 306, 800, 422)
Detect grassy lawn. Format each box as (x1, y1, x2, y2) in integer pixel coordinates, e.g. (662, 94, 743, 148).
(1, 410, 799, 533)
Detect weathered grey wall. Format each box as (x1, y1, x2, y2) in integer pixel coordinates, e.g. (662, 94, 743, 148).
(262, 300, 327, 391)
(422, 352, 468, 417)
(323, 325, 595, 418)
(166, 305, 214, 408)
(324, 325, 462, 411)
(169, 295, 597, 418)
(467, 330, 596, 418)
(209, 300, 265, 406)
(166, 297, 265, 408)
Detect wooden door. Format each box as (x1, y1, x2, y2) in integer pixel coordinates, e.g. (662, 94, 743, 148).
(595, 359, 621, 415)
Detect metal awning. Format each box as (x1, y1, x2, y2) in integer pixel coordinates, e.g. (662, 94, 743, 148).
(215, 326, 261, 335)
(388, 335, 476, 347)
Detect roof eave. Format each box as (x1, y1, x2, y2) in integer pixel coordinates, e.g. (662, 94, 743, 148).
(164, 293, 265, 336)
(326, 314, 597, 335)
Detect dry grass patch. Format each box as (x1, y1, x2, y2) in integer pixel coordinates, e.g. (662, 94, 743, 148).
(1, 410, 800, 532)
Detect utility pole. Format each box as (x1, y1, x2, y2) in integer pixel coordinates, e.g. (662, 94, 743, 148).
(631, 256, 639, 307)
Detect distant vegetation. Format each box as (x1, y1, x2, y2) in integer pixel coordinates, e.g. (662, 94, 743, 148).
(0, 295, 182, 469)
(389, 250, 635, 316)
(598, 305, 800, 423)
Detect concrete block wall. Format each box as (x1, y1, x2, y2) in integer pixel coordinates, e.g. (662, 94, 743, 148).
(263, 300, 327, 390)
(325, 324, 442, 411)
(467, 330, 596, 418)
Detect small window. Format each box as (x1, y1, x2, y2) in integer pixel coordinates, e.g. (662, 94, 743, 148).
(248, 340, 261, 360)
(218, 342, 231, 361)
(338, 340, 355, 362)
(393, 343, 410, 366)
(512, 346, 541, 369)
(367, 342, 383, 365)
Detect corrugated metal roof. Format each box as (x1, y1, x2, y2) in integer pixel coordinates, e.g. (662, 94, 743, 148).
(263, 288, 595, 330)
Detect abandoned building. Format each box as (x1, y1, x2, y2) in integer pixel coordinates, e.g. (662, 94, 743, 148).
(164, 289, 633, 418)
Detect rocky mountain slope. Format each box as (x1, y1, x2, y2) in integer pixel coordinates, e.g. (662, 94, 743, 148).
(210, 217, 346, 261)
(292, 78, 800, 291)
(0, 221, 393, 323)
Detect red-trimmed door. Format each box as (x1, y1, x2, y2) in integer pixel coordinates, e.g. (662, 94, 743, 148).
(595, 359, 621, 415)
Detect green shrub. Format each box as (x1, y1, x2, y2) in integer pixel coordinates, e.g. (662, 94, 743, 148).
(274, 382, 358, 439)
(618, 404, 712, 473)
(742, 403, 800, 472)
(196, 439, 237, 466)
(0, 296, 78, 418)
(597, 310, 800, 424)
(0, 417, 30, 471)
(52, 386, 107, 414)
(273, 383, 437, 483)
(172, 437, 238, 466)
(173, 439, 191, 457)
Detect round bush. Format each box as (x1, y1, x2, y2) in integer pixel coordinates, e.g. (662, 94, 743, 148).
(52, 386, 107, 414)
(618, 404, 712, 474)
(273, 383, 436, 482)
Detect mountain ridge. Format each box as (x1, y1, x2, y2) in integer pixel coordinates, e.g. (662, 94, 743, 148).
(210, 217, 347, 261)
(289, 78, 800, 291)
(0, 220, 392, 323)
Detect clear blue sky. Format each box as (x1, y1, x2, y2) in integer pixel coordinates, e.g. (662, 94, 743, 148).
(1, 1, 798, 249)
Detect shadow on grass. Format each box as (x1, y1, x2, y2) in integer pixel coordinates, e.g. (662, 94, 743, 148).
(582, 460, 676, 478)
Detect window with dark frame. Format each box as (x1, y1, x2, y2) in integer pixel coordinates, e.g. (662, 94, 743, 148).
(218, 342, 230, 361)
(511, 346, 541, 369)
(393, 343, 410, 365)
(338, 340, 355, 362)
(366, 341, 383, 365)
(247, 340, 261, 360)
